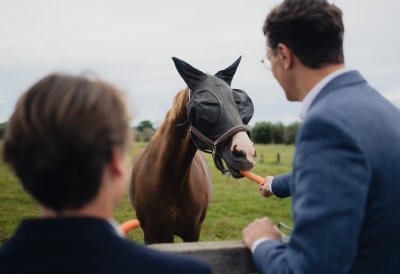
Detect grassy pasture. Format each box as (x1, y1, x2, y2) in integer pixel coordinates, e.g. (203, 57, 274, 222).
(0, 141, 293, 244)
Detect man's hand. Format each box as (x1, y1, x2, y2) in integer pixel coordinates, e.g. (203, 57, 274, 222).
(259, 176, 274, 197)
(242, 217, 282, 249)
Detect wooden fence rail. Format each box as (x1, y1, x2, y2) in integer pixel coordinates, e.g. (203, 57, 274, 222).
(150, 240, 256, 274)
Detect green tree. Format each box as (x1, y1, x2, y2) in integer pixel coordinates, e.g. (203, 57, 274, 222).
(135, 120, 156, 142)
(284, 121, 301, 144)
(251, 121, 273, 144)
(0, 122, 6, 139)
(136, 120, 154, 132)
(142, 127, 156, 142)
(251, 121, 301, 144)
(271, 122, 285, 144)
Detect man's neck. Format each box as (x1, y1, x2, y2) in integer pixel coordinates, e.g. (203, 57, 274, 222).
(41, 206, 113, 219)
(41, 188, 115, 220)
(297, 63, 345, 101)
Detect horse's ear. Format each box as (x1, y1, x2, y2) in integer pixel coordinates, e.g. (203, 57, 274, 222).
(215, 56, 242, 86)
(172, 57, 206, 89)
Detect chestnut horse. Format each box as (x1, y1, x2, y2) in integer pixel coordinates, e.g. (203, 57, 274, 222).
(130, 57, 256, 244)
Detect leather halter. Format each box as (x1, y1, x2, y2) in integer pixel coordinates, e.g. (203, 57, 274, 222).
(190, 124, 250, 175)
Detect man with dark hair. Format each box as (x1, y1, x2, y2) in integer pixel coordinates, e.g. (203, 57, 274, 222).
(0, 73, 212, 274)
(242, 0, 400, 273)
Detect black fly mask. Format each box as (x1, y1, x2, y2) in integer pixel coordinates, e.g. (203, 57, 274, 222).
(172, 57, 254, 174)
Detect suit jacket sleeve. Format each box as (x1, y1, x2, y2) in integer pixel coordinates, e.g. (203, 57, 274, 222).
(253, 115, 371, 274)
(271, 172, 292, 198)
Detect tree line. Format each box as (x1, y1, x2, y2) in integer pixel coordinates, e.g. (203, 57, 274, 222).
(134, 120, 301, 144)
(0, 120, 301, 145)
(0, 123, 6, 139)
(251, 121, 301, 144)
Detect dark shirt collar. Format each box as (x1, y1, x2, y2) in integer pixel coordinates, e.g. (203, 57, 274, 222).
(7, 217, 121, 248)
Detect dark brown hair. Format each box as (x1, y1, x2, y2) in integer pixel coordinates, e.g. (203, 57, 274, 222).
(263, 0, 344, 68)
(2, 73, 130, 212)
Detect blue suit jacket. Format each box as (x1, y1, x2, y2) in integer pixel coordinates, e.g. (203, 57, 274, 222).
(255, 71, 400, 274)
(0, 217, 212, 274)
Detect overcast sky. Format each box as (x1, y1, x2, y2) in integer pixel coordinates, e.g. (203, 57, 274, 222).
(1, 0, 399, 126)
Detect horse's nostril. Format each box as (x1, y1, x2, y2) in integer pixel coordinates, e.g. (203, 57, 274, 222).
(232, 148, 246, 159)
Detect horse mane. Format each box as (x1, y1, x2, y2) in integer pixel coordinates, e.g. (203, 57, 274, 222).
(154, 87, 190, 137)
(130, 86, 212, 244)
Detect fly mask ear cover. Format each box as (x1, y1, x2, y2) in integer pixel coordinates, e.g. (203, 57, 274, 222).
(172, 57, 253, 173)
(232, 89, 254, 125)
(214, 56, 254, 126)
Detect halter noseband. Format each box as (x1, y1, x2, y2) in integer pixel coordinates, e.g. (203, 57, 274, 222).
(190, 124, 250, 175)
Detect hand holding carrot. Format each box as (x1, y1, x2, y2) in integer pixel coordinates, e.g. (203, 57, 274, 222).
(240, 170, 274, 198)
(259, 176, 274, 198)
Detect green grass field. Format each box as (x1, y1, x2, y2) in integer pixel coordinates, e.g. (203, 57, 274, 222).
(0, 142, 294, 244)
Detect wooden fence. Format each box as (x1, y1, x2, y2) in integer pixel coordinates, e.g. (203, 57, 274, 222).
(150, 240, 256, 274)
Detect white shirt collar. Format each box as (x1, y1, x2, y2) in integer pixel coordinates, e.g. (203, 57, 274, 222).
(108, 218, 125, 238)
(300, 67, 354, 120)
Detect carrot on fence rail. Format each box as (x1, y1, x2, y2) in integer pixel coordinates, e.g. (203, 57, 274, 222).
(240, 170, 265, 185)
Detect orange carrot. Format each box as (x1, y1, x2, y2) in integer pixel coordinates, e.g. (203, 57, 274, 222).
(119, 219, 140, 234)
(240, 170, 265, 185)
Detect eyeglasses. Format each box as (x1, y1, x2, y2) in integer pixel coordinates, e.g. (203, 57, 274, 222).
(261, 53, 271, 71)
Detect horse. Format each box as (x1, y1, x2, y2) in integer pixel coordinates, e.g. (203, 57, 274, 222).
(130, 57, 257, 244)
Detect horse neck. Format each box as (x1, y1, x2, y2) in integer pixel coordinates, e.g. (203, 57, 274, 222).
(152, 88, 197, 181)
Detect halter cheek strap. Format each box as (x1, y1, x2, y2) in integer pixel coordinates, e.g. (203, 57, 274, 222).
(190, 124, 250, 174)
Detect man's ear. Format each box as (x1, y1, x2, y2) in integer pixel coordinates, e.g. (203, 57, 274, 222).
(277, 43, 293, 70)
(108, 148, 125, 178)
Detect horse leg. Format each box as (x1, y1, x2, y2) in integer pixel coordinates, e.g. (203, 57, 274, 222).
(180, 224, 201, 242)
(143, 228, 174, 244)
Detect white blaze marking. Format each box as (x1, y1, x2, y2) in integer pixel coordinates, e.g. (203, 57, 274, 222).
(231, 131, 256, 165)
